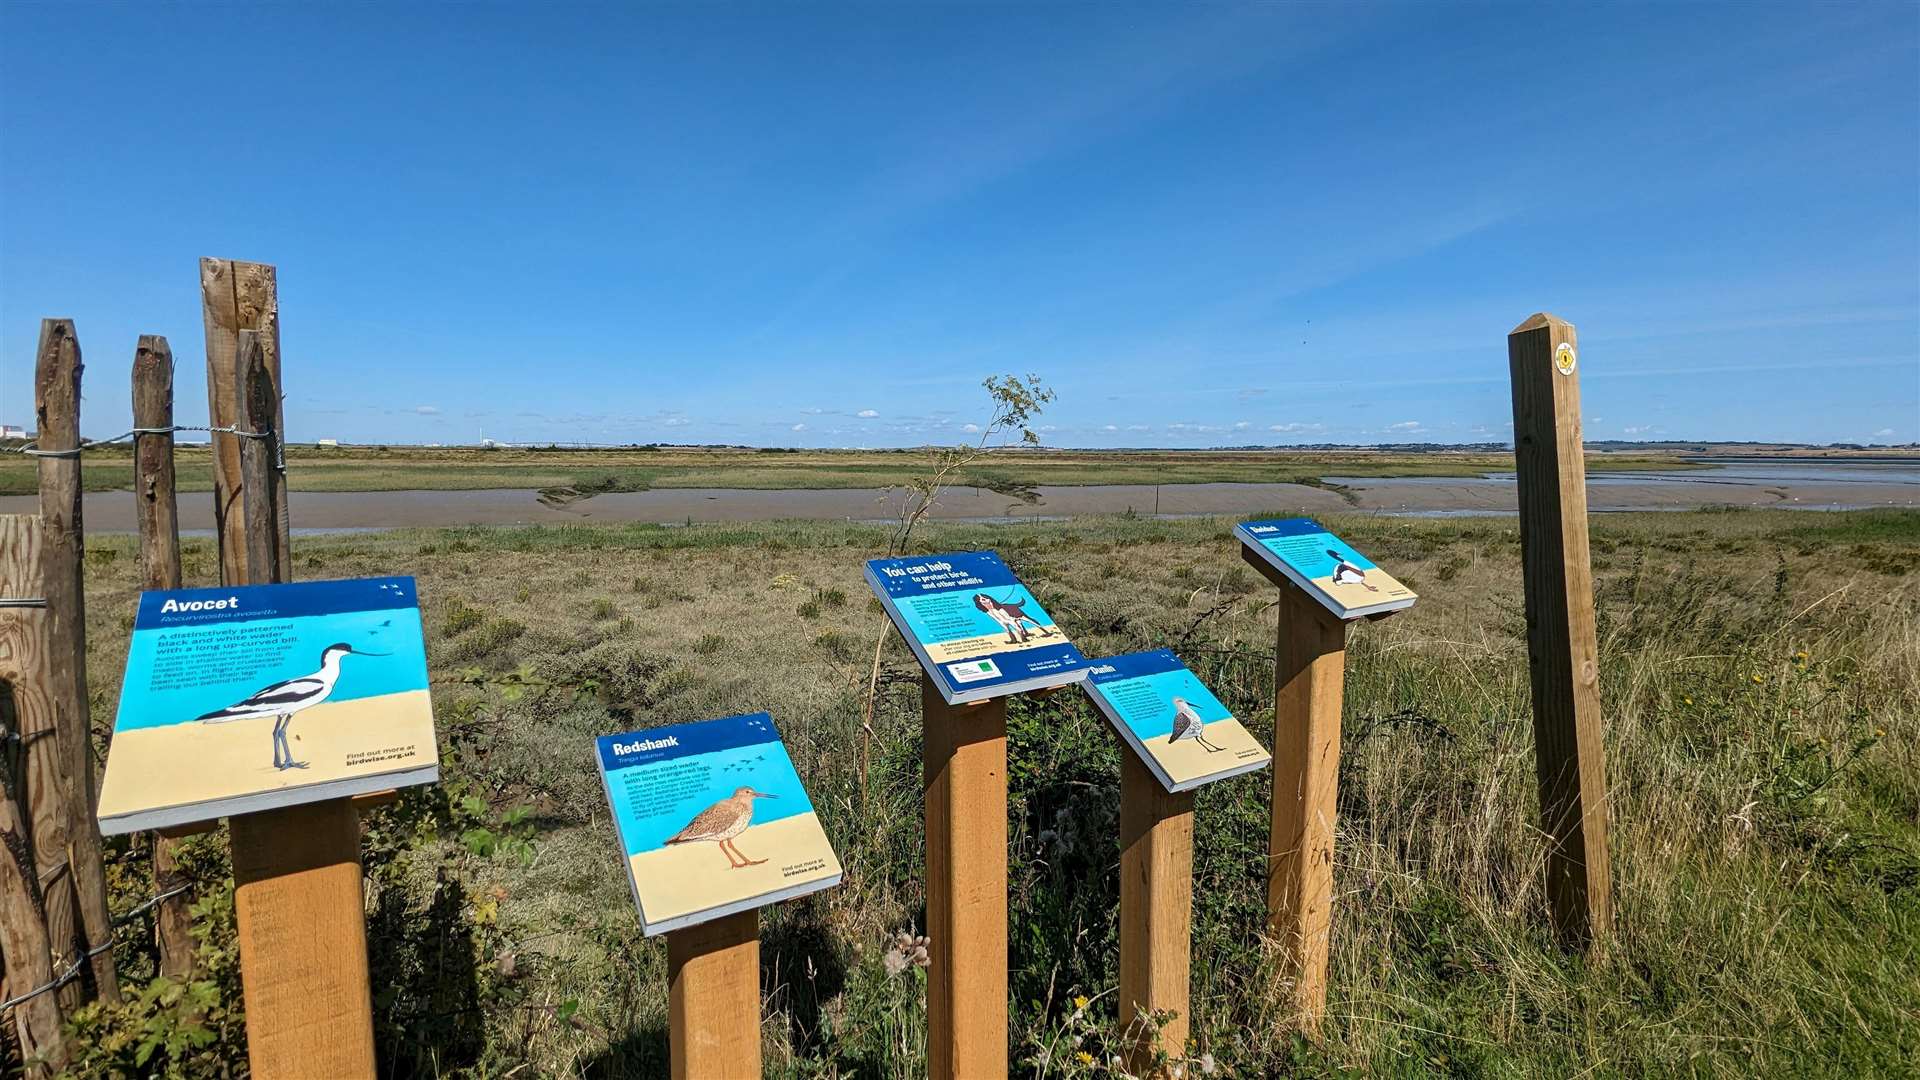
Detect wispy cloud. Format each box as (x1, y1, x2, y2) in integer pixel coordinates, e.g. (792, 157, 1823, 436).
(857, 409, 879, 418)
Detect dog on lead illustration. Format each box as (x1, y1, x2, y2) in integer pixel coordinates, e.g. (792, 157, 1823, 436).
(973, 592, 1057, 644)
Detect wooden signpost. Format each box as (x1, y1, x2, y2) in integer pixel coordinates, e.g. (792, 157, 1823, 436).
(921, 676, 1010, 1080)
(1257, 575, 1347, 1028)
(1116, 754, 1193, 1074)
(1507, 313, 1614, 949)
(1237, 524, 1413, 1034)
(667, 911, 762, 1079)
(211, 325, 379, 1077)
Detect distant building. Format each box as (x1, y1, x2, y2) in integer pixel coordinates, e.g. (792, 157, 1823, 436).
(1, 424, 27, 440)
(316, 438, 340, 448)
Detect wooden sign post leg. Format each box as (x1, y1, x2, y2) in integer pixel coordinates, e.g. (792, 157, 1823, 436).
(667, 910, 762, 1079)
(1507, 312, 1614, 949)
(219, 330, 377, 1077)
(1266, 581, 1347, 1032)
(1118, 752, 1194, 1076)
(229, 800, 376, 1076)
(922, 675, 1009, 1080)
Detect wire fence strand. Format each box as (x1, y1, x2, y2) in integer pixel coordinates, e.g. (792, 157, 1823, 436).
(4, 423, 284, 470)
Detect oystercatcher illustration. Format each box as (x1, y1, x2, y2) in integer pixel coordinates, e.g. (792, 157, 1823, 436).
(196, 642, 389, 770)
(665, 787, 779, 868)
(1169, 696, 1225, 753)
(1327, 549, 1380, 592)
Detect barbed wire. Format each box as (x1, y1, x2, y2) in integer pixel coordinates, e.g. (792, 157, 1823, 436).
(0, 885, 193, 1013)
(3, 423, 284, 471)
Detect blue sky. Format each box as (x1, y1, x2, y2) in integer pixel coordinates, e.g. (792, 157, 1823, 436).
(3, 3, 1915, 448)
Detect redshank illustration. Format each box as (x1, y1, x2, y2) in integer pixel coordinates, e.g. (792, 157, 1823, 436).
(664, 786, 779, 868)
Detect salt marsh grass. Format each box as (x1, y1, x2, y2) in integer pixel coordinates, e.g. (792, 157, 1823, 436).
(68, 509, 1918, 1077)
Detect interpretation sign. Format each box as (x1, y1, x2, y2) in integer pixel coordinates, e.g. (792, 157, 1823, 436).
(97, 576, 438, 833)
(596, 712, 842, 936)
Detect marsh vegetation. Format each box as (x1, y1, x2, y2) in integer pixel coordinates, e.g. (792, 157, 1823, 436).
(61, 508, 1919, 1077)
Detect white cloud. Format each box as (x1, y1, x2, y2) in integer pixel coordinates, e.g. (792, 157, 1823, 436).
(1269, 422, 1323, 434)
(1102, 424, 1119, 432)
(792, 423, 807, 432)
(1126, 424, 1151, 432)
(414, 405, 441, 415)
(1623, 425, 1653, 435)
(961, 423, 981, 433)
(1233, 421, 1251, 430)
(857, 409, 880, 418)
(663, 417, 690, 427)
(1385, 420, 1423, 432)
(1872, 428, 1894, 438)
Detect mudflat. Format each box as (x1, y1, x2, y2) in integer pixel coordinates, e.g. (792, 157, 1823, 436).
(6, 462, 1914, 530)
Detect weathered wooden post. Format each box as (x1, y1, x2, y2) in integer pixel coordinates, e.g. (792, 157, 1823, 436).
(667, 910, 761, 1079)
(131, 334, 193, 978)
(0, 515, 72, 1075)
(1259, 574, 1345, 1028)
(921, 676, 1008, 1080)
(217, 330, 379, 1077)
(201, 258, 290, 583)
(32, 319, 119, 1004)
(1117, 753, 1193, 1074)
(1507, 312, 1614, 949)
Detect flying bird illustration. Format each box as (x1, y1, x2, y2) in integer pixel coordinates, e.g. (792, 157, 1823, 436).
(197, 642, 389, 770)
(1169, 696, 1225, 753)
(664, 787, 779, 868)
(1326, 549, 1379, 592)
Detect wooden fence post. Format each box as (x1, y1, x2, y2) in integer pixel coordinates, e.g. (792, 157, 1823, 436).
(235, 332, 281, 581)
(1507, 312, 1614, 949)
(131, 334, 193, 979)
(221, 330, 377, 1078)
(201, 258, 290, 585)
(0, 515, 72, 1075)
(921, 675, 1008, 1080)
(1117, 752, 1193, 1075)
(1240, 548, 1348, 1033)
(32, 319, 119, 1005)
(666, 910, 761, 1079)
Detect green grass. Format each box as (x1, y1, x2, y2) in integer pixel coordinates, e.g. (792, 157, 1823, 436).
(57, 509, 1920, 1077)
(0, 444, 1710, 496)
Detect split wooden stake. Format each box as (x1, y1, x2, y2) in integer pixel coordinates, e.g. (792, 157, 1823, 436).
(219, 328, 378, 1078)
(33, 318, 119, 1005)
(1507, 312, 1614, 949)
(201, 258, 290, 584)
(667, 910, 762, 1079)
(1117, 752, 1194, 1076)
(0, 514, 71, 1075)
(131, 333, 195, 979)
(921, 674, 1009, 1080)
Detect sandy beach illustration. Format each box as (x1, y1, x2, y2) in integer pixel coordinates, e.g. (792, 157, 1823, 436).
(627, 813, 840, 926)
(98, 689, 436, 823)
